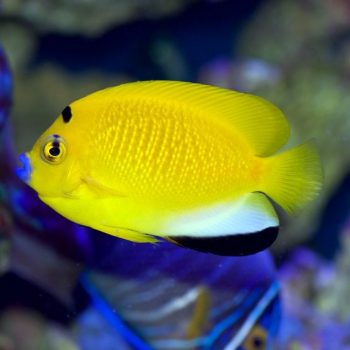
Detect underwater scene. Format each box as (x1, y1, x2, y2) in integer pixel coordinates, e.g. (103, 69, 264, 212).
(0, 0, 349, 349)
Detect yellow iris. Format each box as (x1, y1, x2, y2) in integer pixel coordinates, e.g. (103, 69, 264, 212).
(41, 135, 67, 164)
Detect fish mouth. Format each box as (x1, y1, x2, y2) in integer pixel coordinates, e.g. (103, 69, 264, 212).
(16, 152, 32, 183)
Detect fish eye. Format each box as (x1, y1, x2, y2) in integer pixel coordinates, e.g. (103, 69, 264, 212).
(242, 325, 267, 350)
(41, 135, 67, 164)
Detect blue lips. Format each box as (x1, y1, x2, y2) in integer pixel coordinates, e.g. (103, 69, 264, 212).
(16, 153, 32, 183)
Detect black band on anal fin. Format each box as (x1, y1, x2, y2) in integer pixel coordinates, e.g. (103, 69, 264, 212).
(170, 226, 279, 256)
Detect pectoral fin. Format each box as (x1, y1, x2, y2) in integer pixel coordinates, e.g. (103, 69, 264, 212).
(82, 176, 127, 198)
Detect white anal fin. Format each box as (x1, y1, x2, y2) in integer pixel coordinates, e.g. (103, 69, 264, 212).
(163, 192, 279, 256)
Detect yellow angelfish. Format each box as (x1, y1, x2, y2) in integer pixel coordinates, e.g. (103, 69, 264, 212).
(17, 81, 322, 256)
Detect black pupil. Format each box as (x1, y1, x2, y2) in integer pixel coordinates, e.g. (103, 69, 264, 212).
(49, 146, 60, 157)
(253, 337, 264, 348)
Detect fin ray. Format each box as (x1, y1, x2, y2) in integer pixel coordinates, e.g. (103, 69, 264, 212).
(262, 142, 323, 214)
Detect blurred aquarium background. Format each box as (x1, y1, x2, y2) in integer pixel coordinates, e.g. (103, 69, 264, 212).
(1, 0, 350, 349)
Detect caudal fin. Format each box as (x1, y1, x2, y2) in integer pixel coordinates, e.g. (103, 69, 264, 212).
(262, 143, 323, 214)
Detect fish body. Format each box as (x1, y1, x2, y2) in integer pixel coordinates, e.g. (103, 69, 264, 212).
(79, 241, 281, 349)
(17, 81, 322, 255)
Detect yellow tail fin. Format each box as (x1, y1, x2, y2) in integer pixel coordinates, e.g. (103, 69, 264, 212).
(262, 143, 323, 214)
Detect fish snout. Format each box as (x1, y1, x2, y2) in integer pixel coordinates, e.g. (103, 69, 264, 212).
(16, 153, 32, 183)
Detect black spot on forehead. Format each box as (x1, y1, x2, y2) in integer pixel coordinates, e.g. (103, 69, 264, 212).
(62, 106, 72, 123)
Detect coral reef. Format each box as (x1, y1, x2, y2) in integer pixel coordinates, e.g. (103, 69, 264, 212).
(316, 220, 350, 321)
(0, 308, 77, 350)
(276, 242, 350, 349)
(0, 0, 198, 36)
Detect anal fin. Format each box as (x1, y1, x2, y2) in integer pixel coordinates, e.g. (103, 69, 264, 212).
(171, 227, 278, 256)
(163, 192, 279, 256)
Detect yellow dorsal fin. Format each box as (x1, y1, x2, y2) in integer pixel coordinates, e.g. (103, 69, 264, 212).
(97, 80, 290, 156)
